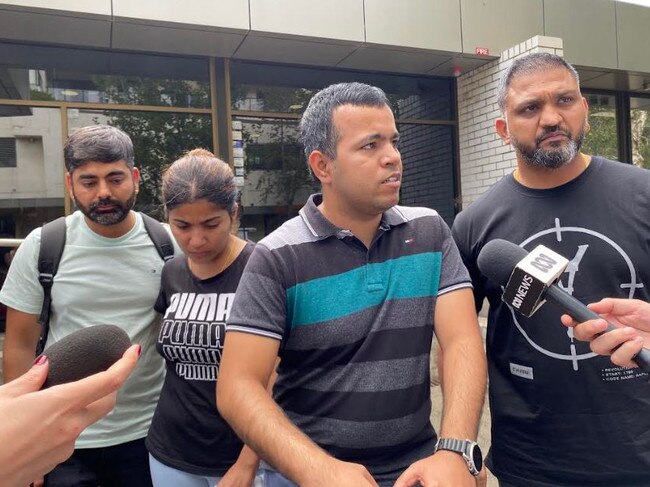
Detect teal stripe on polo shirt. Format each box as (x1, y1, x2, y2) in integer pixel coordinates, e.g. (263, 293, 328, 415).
(286, 252, 441, 328)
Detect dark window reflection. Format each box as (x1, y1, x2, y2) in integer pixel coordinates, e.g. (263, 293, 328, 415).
(0, 42, 210, 108)
(230, 62, 456, 239)
(69, 109, 212, 217)
(242, 118, 303, 171)
(231, 61, 452, 120)
(0, 138, 17, 167)
(399, 124, 456, 225)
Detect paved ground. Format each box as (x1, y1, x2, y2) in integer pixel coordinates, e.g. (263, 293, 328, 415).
(0, 326, 497, 485)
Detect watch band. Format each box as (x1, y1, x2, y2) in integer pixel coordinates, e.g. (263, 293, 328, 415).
(435, 437, 482, 476)
(436, 437, 466, 453)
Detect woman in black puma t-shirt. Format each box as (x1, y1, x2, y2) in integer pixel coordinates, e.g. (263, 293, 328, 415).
(146, 149, 262, 487)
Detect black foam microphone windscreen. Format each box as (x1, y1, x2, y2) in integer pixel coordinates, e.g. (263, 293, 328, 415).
(41, 324, 132, 388)
(477, 239, 527, 286)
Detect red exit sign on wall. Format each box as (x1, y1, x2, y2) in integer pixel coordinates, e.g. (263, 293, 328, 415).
(476, 47, 490, 56)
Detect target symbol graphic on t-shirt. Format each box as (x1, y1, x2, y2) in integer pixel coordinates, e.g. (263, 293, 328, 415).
(508, 217, 643, 372)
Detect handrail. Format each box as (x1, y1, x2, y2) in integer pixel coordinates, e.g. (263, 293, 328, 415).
(0, 238, 23, 248)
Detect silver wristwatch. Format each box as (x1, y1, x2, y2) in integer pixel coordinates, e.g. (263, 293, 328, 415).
(434, 437, 483, 476)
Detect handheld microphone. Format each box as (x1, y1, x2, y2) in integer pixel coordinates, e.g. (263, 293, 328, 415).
(477, 239, 650, 374)
(40, 324, 132, 388)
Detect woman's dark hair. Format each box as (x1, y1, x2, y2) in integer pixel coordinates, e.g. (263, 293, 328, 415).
(161, 149, 237, 215)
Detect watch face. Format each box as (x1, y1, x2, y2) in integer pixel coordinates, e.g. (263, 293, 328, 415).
(471, 444, 483, 472)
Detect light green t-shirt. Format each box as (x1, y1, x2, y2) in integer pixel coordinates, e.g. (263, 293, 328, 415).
(0, 211, 177, 448)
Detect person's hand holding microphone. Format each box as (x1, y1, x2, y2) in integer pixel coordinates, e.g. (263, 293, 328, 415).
(0, 325, 140, 487)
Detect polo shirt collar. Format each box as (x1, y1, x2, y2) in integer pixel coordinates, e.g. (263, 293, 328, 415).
(299, 194, 408, 240)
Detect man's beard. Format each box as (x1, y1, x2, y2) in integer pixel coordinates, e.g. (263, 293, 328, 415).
(75, 191, 136, 226)
(512, 121, 587, 169)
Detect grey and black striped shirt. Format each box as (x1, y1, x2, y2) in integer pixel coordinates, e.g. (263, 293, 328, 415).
(227, 194, 472, 484)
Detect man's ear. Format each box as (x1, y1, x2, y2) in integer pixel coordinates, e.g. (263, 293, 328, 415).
(132, 167, 141, 194)
(495, 117, 510, 144)
(308, 151, 331, 184)
(65, 172, 74, 201)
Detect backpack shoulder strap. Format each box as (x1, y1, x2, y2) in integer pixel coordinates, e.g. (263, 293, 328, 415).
(36, 216, 67, 355)
(140, 212, 175, 262)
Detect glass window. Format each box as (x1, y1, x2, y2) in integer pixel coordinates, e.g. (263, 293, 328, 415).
(235, 116, 316, 241)
(230, 61, 453, 120)
(0, 138, 17, 167)
(68, 109, 212, 217)
(230, 63, 456, 239)
(399, 124, 456, 225)
(630, 96, 650, 169)
(239, 118, 304, 171)
(0, 42, 210, 108)
(583, 94, 619, 161)
(0, 106, 65, 237)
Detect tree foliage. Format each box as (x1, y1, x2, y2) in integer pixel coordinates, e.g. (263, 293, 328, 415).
(631, 109, 649, 169)
(91, 76, 212, 218)
(583, 100, 649, 169)
(583, 104, 619, 161)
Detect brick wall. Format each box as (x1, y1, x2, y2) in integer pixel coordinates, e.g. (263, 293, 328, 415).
(457, 35, 564, 209)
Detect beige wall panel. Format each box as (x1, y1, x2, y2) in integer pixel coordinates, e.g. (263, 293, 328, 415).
(460, 0, 543, 55)
(112, 21, 245, 57)
(112, 0, 249, 30)
(249, 0, 364, 42)
(365, 0, 461, 52)
(0, 1, 110, 15)
(0, 8, 110, 47)
(616, 2, 650, 73)
(544, 0, 617, 69)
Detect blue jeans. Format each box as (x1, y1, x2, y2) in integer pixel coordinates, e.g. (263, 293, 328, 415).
(45, 437, 152, 487)
(262, 469, 297, 487)
(149, 454, 265, 487)
(262, 467, 420, 487)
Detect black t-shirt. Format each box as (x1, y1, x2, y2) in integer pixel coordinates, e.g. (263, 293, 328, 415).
(452, 158, 650, 487)
(146, 242, 254, 476)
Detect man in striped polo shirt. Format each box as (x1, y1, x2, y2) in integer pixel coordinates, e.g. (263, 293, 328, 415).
(218, 82, 487, 487)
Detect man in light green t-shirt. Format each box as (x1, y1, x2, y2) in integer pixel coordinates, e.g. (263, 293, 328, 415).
(0, 125, 176, 487)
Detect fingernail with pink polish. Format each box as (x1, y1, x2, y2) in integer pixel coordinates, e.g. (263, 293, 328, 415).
(34, 355, 48, 366)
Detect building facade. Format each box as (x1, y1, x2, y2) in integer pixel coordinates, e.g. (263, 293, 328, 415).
(0, 0, 648, 239)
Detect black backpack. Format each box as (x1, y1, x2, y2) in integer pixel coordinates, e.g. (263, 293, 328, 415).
(35, 212, 174, 355)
